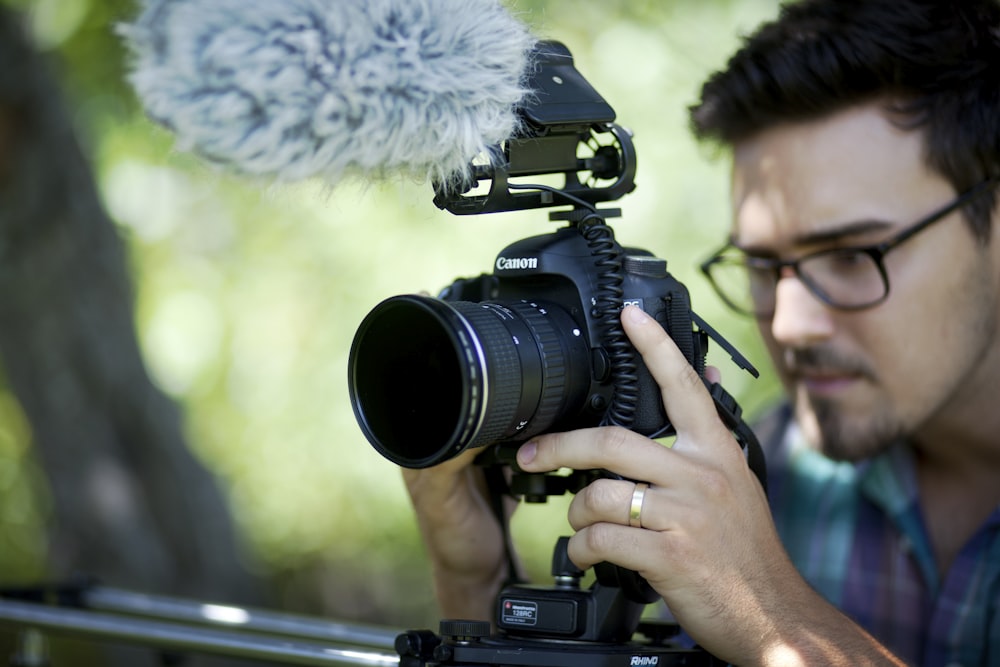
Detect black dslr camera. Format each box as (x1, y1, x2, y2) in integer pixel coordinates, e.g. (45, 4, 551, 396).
(349, 225, 726, 469)
(348, 41, 764, 667)
(348, 41, 758, 470)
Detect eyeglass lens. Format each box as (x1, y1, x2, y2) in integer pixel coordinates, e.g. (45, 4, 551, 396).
(713, 248, 889, 315)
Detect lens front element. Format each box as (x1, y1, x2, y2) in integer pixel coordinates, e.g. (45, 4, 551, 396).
(348, 295, 588, 468)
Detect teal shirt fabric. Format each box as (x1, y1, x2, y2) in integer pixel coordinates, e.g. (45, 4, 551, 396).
(765, 406, 1000, 666)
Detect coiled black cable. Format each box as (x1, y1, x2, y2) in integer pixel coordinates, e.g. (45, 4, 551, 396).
(579, 216, 640, 429)
(505, 182, 642, 429)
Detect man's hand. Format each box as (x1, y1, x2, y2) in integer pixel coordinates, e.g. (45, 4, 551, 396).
(514, 305, 902, 666)
(402, 449, 514, 621)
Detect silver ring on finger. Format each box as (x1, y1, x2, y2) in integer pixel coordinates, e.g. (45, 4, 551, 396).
(629, 482, 648, 529)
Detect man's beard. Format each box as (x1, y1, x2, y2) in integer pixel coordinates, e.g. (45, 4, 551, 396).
(785, 346, 903, 462)
(803, 396, 905, 462)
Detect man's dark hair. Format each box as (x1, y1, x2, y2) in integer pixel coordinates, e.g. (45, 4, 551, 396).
(690, 0, 1000, 239)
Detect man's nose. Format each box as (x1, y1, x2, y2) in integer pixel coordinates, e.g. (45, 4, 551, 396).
(769, 268, 835, 346)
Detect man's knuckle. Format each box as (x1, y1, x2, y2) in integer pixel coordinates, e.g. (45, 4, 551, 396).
(582, 479, 618, 513)
(697, 466, 731, 499)
(676, 363, 703, 391)
(600, 426, 636, 459)
(583, 522, 617, 553)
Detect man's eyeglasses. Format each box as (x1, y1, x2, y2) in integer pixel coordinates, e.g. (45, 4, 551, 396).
(699, 177, 999, 319)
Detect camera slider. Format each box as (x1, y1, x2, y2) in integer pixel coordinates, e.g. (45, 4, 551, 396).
(396, 622, 724, 667)
(392, 535, 725, 667)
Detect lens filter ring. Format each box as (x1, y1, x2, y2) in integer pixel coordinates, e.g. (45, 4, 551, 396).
(349, 295, 590, 469)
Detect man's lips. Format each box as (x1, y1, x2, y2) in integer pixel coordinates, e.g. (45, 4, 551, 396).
(792, 369, 862, 396)
(782, 348, 873, 397)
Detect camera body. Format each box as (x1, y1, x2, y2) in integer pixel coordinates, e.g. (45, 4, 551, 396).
(348, 221, 707, 469)
(442, 225, 706, 439)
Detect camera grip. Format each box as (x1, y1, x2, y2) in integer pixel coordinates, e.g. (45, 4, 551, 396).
(626, 290, 698, 438)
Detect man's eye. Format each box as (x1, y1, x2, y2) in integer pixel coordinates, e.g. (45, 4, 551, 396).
(808, 249, 875, 276)
(743, 255, 777, 270)
(829, 250, 869, 267)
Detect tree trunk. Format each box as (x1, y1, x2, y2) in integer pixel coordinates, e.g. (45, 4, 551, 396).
(0, 6, 262, 662)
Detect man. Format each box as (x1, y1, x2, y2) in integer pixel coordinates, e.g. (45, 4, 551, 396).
(403, 1, 1000, 664)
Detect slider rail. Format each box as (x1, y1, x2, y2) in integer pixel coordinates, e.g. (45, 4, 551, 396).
(0, 584, 402, 666)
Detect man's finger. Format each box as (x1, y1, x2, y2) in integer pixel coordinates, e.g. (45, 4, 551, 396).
(517, 426, 679, 484)
(620, 305, 731, 447)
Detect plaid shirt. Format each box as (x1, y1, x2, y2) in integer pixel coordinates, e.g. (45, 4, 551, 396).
(762, 404, 1000, 666)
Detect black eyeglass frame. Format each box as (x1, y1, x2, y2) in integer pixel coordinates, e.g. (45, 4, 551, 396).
(699, 176, 1000, 318)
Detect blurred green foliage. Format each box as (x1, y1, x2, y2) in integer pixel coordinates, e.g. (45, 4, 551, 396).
(0, 0, 783, 626)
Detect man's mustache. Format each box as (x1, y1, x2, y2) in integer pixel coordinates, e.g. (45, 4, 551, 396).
(782, 346, 875, 381)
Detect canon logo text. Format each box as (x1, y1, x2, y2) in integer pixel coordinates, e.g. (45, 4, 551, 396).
(496, 256, 538, 271)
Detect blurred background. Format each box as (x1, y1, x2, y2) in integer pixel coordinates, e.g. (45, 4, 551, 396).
(0, 0, 783, 662)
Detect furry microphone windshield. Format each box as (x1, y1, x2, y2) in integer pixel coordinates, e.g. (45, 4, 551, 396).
(122, 0, 536, 190)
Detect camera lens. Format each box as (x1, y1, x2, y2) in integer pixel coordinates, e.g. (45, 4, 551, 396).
(349, 294, 590, 468)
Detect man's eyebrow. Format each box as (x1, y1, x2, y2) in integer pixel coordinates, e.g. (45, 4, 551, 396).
(734, 218, 895, 253)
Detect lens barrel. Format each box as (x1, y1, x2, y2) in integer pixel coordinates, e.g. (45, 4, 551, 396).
(349, 295, 589, 468)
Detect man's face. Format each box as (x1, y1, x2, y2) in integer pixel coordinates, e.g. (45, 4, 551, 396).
(731, 102, 1000, 461)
